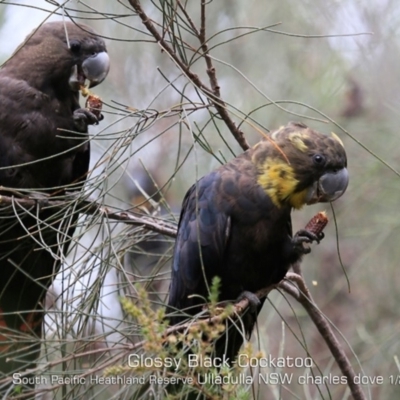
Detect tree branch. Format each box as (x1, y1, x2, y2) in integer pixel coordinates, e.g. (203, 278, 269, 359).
(279, 276, 366, 400)
(128, 0, 250, 151)
(0, 192, 177, 238)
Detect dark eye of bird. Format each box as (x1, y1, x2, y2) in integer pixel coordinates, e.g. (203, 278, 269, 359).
(313, 154, 325, 166)
(70, 41, 81, 53)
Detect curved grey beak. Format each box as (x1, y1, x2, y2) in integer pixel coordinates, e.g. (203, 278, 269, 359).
(69, 51, 110, 90)
(306, 168, 349, 204)
(82, 51, 110, 88)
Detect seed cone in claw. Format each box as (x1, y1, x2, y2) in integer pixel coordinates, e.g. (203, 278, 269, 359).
(305, 211, 329, 237)
(80, 86, 103, 119)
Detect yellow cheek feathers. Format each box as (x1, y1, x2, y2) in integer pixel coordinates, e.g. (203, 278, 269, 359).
(287, 188, 311, 209)
(256, 158, 309, 209)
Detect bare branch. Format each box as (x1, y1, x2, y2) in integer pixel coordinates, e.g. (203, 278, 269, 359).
(128, 0, 250, 151)
(0, 192, 177, 237)
(279, 276, 366, 400)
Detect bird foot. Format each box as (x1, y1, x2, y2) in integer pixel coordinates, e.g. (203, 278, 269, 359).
(73, 108, 102, 131)
(292, 229, 324, 255)
(236, 291, 261, 313)
(28, 192, 50, 207)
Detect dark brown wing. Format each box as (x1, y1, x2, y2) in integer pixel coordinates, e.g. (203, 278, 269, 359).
(167, 171, 231, 324)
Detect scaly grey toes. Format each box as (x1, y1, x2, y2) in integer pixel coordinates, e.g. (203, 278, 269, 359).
(73, 108, 99, 131)
(237, 291, 261, 313)
(294, 229, 321, 244)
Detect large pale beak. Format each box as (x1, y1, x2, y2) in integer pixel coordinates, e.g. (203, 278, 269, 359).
(69, 51, 110, 90)
(82, 51, 110, 88)
(306, 168, 349, 204)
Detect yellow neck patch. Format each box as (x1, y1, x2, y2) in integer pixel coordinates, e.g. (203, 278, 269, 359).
(256, 157, 308, 209)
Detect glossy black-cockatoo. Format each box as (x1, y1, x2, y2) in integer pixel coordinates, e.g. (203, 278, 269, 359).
(168, 122, 348, 363)
(0, 21, 109, 384)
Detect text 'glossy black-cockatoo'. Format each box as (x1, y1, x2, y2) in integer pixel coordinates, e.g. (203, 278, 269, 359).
(168, 122, 348, 363)
(0, 21, 109, 388)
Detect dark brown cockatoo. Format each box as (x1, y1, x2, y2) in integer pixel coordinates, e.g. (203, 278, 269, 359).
(0, 21, 109, 390)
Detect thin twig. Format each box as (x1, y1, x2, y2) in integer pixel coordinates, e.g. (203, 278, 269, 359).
(128, 0, 250, 150)
(198, 0, 221, 97)
(0, 193, 177, 237)
(279, 276, 366, 400)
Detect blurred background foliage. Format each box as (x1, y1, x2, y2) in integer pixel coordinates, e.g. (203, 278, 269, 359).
(1, 0, 400, 399)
